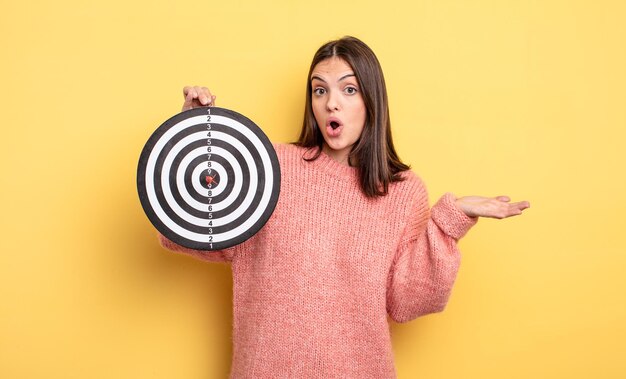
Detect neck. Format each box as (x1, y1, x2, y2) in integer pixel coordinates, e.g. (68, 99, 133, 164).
(322, 143, 352, 166)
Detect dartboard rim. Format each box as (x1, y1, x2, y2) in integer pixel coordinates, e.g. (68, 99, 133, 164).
(137, 106, 281, 251)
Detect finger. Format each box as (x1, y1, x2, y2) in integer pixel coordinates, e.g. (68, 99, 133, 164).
(504, 202, 530, 217)
(511, 201, 531, 210)
(210, 95, 217, 106)
(183, 86, 197, 100)
(182, 88, 197, 111)
(186, 87, 198, 103)
(495, 196, 511, 202)
(197, 86, 211, 105)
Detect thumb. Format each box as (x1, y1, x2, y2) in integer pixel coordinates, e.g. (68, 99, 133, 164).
(496, 196, 511, 202)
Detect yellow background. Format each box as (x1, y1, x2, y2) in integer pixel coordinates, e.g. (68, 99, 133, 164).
(2, 0, 625, 377)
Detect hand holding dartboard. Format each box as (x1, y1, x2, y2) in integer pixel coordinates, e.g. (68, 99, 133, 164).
(137, 105, 281, 251)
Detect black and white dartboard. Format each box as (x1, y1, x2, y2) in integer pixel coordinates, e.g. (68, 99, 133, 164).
(137, 107, 280, 251)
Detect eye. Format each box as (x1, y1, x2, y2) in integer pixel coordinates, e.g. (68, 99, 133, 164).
(313, 87, 326, 96)
(344, 86, 358, 95)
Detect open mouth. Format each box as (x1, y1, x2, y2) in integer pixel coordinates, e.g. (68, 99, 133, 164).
(326, 118, 343, 137)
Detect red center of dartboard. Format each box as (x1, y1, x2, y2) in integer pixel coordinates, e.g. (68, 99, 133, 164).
(205, 175, 219, 186)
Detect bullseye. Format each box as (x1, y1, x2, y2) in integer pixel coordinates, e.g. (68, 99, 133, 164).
(137, 107, 281, 251)
(206, 175, 217, 185)
(200, 169, 221, 189)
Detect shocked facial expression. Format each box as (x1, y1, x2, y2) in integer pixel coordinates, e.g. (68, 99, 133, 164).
(310, 57, 366, 165)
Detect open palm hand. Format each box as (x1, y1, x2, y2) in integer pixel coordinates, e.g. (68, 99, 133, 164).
(455, 196, 530, 219)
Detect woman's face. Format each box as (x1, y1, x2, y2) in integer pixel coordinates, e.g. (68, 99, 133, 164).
(310, 57, 366, 165)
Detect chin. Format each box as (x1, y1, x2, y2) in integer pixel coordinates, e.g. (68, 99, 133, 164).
(324, 142, 352, 155)
(324, 140, 344, 150)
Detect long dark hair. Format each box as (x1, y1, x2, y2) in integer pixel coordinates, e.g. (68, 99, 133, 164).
(294, 36, 410, 198)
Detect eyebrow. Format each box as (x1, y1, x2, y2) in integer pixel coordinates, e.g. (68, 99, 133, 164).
(310, 73, 356, 83)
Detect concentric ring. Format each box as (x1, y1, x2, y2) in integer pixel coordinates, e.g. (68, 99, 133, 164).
(137, 107, 281, 250)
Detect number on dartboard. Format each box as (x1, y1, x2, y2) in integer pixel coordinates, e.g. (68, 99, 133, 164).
(206, 108, 213, 225)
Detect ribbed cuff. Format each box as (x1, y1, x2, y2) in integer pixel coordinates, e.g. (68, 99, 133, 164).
(431, 193, 478, 240)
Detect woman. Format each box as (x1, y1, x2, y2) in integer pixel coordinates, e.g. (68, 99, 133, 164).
(160, 36, 529, 378)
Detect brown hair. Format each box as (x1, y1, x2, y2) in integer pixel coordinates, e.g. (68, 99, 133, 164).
(295, 36, 410, 198)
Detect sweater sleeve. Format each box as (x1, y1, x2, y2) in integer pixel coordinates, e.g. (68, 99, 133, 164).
(157, 233, 236, 263)
(386, 191, 478, 323)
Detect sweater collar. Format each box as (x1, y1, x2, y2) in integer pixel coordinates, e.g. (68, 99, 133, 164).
(302, 147, 359, 181)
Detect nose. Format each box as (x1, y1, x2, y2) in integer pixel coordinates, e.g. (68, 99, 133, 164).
(325, 90, 340, 112)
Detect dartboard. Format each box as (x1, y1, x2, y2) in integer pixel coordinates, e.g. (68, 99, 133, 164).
(137, 107, 281, 251)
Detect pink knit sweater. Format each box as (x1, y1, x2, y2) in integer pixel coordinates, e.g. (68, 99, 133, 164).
(159, 143, 477, 378)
